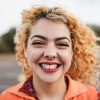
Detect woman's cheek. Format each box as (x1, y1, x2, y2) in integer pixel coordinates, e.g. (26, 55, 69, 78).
(60, 51, 72, 65)
(27, 48, 43, 62)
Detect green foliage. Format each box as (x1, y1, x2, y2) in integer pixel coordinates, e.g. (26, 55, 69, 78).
(88, 24, 100, 37)
(0, 27, 16, 53)
(96, 41, 100, 45)
(88, 24, 100, 45)
(0, 40, 10, 53)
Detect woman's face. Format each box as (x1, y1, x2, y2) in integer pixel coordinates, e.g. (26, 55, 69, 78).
(25, 18, 73, 83)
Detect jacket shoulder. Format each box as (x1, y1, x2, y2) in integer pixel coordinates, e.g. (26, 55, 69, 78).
(0, 83, 35, 100)
(0, 83, 23, 100)
(81, 84, 97, 99)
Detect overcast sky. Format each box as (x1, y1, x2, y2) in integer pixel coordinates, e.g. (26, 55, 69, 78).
(0, 0, 100, 36)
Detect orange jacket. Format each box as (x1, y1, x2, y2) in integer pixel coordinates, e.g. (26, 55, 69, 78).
(0, 75, 97, 100)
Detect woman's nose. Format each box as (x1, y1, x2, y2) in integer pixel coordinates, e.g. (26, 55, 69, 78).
(43, 46, 57, 60)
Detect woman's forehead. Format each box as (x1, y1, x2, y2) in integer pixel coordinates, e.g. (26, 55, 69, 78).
(29, 18, 71, 37)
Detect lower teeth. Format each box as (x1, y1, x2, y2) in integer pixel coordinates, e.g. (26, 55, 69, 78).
(39, 64, 60, 70)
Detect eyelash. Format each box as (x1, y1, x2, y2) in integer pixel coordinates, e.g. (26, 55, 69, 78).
(32, 42, 44, 45)
(31, 41, 69, 48)
(56, 43, 69, 47)
(31, 41, 45, 46)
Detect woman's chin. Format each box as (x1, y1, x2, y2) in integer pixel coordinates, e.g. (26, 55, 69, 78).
(36, 66, 63, 83)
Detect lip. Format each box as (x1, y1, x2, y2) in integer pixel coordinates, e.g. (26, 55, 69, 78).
(39, 62, 61, 65)
(40, 67, 59, 73)
(38, 62, 61, 74)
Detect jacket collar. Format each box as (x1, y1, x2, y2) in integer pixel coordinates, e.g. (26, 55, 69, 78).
(19, 76, 38, 99)
(9, 75, 87, 100)
(64, 75, 87, 99)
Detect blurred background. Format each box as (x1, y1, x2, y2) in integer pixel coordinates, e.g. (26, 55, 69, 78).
(0, 0, 100, 93)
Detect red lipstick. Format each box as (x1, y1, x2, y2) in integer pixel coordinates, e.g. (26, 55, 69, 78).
(39, 62, 61, 74)
(41, 67, 59, 73)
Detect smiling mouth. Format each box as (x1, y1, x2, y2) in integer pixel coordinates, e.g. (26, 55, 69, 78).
(38, 63, 61, 73)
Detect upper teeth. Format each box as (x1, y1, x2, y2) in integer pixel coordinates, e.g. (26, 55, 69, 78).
(42, 64, 57, 69)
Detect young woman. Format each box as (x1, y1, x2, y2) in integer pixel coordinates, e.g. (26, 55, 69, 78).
(0, 6, 98, 100)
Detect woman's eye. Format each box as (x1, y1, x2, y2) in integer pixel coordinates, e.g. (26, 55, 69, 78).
(31, 41, 45, 47)
(56, 43, 69, 48)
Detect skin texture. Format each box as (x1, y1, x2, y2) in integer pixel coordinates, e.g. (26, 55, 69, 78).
(25, 18, 73, 83)
(25, 18, 73, 99)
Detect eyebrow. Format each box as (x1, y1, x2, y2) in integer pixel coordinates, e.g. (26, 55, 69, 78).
(31, 35, 47, 40)
(31, 35, 70, 42)
(55, 37, 70, 42)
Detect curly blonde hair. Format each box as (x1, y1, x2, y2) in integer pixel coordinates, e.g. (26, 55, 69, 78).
(14, 6, 98, 83)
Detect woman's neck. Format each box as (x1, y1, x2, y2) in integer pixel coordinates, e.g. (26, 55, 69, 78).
(32, 75, 67, 100)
